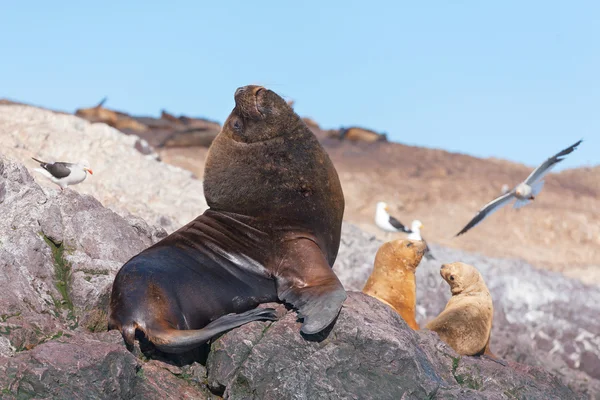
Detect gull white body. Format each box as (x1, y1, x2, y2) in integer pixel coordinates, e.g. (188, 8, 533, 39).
(32, 158, 93, 191)
(35, 167, 88, 189)
(375, 202, 403, 232)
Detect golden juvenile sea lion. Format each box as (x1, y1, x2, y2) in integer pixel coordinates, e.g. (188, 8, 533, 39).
(108, 85, 347, 353)
(362, 239, 426, 330)
(425, 262, 501, 361)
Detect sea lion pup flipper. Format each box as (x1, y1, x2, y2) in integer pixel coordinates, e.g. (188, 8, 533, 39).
(131, 307, 277, 354)
(275, 238, 347, 335)
(479, 338, 508, 366)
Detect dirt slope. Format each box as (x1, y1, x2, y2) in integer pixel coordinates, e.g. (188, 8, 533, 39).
(160, 124, 600, 284)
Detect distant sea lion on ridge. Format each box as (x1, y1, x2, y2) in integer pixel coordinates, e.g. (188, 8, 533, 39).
(362, 239, 426, 330)
(425, 262, 504, 364)
(108, 85, 347, 353)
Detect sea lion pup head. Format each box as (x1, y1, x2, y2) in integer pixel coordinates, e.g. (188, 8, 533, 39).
(224, 85, 298, 144)
(440, 262, 486, 295)
(375, 239, 427, 274)
(362, 239, 426, 330)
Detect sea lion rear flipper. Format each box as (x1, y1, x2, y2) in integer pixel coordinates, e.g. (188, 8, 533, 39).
(276, 239, 347, 335)
(145, 307, 277, 354)
(479, 338, 508, 366)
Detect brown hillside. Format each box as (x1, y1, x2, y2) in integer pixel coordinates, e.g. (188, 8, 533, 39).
(29, 99, 599, 285)
(159, 123, 600, 284)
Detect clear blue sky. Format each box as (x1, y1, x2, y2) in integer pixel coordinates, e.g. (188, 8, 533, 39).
(1, 1, 597, 170)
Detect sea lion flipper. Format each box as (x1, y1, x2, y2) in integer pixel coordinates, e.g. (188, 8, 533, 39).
(276, 239, 347, 335)
(147, 307, 277, 354)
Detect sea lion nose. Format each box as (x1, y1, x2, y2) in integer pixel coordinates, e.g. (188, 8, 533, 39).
(235, 86, 247, 98)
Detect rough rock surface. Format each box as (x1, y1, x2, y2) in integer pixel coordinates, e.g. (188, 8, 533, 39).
(207, 295, 580, 399)
(0, 105, 208, 232)
(333, 224, 600, 398)
(0, 155, 593, 399)
(0, 155, 167, 354)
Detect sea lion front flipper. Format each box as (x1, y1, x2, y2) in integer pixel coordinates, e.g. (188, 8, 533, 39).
(275, 239, 347, 335)
(145, 307, 277, 354)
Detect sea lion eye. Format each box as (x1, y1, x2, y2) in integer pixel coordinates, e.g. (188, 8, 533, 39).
(230, 118, 243, 132)
(450, 275, 455, 281)
(406, 242, 413, 248)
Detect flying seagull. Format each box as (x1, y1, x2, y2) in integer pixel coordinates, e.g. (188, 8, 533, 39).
(375, 202, 435, 260)
(456, 139, 582, 236)
(31, 157, 93, 191)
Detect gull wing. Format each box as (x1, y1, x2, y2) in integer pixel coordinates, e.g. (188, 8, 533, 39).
(524, 140, 582, 185)
(389, 215, 411, 233)
(456, 192, 514, 236)
(31, 157, 72, 179)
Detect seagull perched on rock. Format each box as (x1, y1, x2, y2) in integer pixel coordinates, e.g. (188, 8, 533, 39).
(456, 139, 582, 236)
(31, 157, 93, 191)
(374, 202, 435, 260)
(406, 220, 435, 260)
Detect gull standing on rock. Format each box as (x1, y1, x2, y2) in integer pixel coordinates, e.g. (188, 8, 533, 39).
(406, 220, 435, 260)
(374, 202, 435, 260)
(456, 140, 582, 236)
(31, 157, 93, 191)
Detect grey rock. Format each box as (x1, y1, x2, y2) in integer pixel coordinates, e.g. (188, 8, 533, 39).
(0, 331, 215, 400)
(334, 223, 600, 398)
(206, 294, 580, 400)
(0, 155, 162, 351)
(0, 154, 594, 399)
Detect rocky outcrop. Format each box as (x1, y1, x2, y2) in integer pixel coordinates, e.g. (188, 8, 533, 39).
(0, 105, 208, 232)
(0, 155, 592, 399)
(333, 224, 600, 398)
(0, 156, 167, 354)
(206, 295, 579, 399)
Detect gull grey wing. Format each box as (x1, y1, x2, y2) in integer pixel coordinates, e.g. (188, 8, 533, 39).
(456, 192, 514, 236)
(42, 162, 73, 178)
(524, 140, 582, 185)
(389, 215, 411, 233)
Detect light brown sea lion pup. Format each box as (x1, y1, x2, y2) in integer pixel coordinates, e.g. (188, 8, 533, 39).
(425, 262, 506, 365)
(362, 239, 426, 330)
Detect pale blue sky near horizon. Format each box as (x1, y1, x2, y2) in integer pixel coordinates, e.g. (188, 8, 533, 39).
(0, 1, 598, 171)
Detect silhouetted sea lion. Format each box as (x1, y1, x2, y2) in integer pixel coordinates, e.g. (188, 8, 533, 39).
(362, 239, 426, 330)
(108, 85, 347, 353)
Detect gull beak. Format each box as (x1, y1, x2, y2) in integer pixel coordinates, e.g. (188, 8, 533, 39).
(86, 168, 93, 175)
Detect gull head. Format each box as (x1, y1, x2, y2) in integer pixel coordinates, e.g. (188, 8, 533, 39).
(376, 201, 389, 212)
(411, 220, 423, 232)
(79, 160, 93, 175)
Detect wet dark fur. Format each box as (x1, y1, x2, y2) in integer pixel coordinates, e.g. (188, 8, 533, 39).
(109, 86, 346, 353)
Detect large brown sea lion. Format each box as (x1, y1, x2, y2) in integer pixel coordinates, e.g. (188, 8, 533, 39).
(425, 262, 503, 363)
(108, 85, 347, 353)
(362, 239, 426, 330)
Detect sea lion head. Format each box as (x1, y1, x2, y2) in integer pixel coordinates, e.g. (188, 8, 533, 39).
(375, 239, 427, 273)
(440, 262, 484, 295)
(224, 85, 297, 144)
